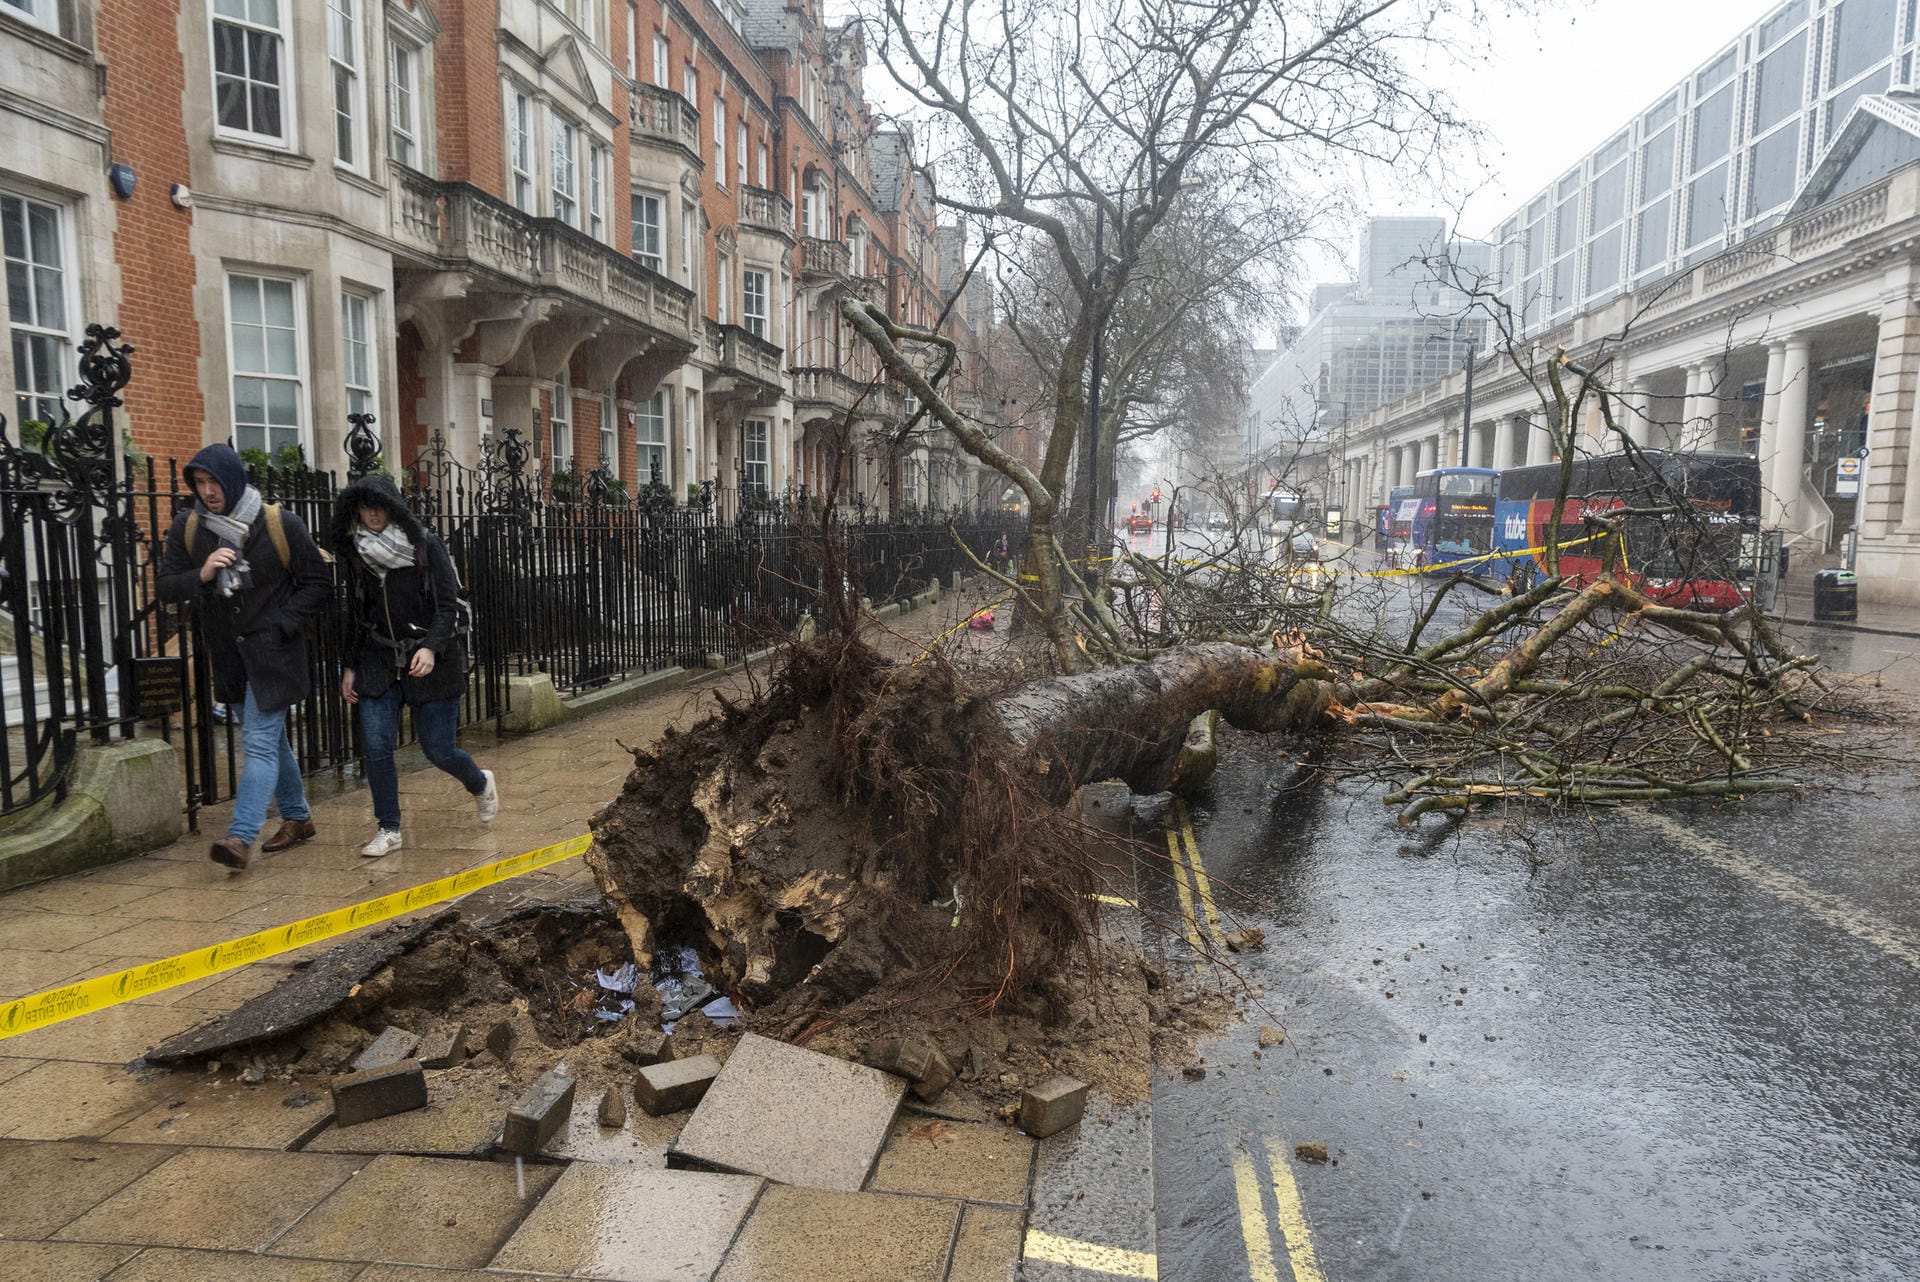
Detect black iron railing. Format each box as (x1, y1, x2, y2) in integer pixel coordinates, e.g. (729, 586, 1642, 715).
(1, 334, 1023, 831)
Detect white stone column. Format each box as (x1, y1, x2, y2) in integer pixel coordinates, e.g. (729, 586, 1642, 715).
(1623, 376, 1653, 448)
(1773, 338, 1812, 532)
(1872, 289, 1920, 533)
(1686, 363, 1723, 451)
(1757, 341, 1788, 525)
(1419, 435, 1437, 475)
(1678, 366, 1703, 449)
(1500, 414, 1524, 469)
(1528, 412, 1554, 466)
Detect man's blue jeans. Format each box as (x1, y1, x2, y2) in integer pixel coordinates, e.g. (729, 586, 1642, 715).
(229, 684, 310, 845)
(358, 687, 486, 832)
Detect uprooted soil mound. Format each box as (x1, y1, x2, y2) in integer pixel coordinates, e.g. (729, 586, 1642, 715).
(586, 633, 1117, 1041)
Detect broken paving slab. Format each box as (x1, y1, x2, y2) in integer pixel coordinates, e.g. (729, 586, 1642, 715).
(1019, 1077, 1089, 1139)
(491, 1163, 761, 1278)
(144, 910, 459, 1065)
(668, 1032, 906, 1192)
(634, 1054, 720, 1116)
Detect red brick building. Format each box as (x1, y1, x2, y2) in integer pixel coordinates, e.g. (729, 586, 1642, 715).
(1, 0, 1026, 512)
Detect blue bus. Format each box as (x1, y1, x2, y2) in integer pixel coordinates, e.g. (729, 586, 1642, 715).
(1398, 468, 1498, 571)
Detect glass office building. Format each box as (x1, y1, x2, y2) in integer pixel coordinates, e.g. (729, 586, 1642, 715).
(1495, 0, 1920, 331)
(1249, 218, 1489, 455)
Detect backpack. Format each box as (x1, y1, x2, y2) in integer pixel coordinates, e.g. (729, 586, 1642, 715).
(184, 505, 335, 569)
(411, 540, 476, 644)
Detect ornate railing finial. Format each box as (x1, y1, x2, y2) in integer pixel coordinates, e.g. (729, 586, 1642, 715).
(345, 411, 380, 478)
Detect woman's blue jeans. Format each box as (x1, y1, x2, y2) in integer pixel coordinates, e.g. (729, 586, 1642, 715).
(358, 687, 486, 832)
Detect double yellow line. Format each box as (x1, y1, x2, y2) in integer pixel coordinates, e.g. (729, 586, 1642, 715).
(1168, 803, 1325, 1281)
(1233, 1139, 1327, 1282)
(1165, 798, 1227, 962)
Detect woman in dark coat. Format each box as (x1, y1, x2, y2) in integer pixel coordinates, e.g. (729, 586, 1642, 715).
(331, 475, 497, 857)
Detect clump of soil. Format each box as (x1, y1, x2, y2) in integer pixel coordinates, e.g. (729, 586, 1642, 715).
(585, 634, 1110, 1046)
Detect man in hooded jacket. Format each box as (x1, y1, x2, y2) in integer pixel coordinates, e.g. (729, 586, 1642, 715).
(157, 443, 332, 869)
(330, 474, 497, 857)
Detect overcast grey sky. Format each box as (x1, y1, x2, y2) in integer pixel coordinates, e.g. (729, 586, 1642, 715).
(844, 1, 1788, 306)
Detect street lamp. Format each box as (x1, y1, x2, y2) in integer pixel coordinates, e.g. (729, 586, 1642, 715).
(1424, 325, 1478, 466)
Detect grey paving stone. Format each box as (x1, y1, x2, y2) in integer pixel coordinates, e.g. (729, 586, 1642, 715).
(501, 1069, 576, 1155)
(351, 1027, 421, 1072)
(267, 1153, 559, 1269)
(414, 1021, 468, 1069)
(712, 1185, 959, 1282)
(330, 1059, 427, 1127)
(867, 1117, 1034, 1206)
(53, 1148, 362, 1253)
(668, 1033, 905, 1192)
(0, 1140, 173, 1240)
(1019, 1077, 1089, 1139)
(633, 1054, 719, 1116)
(491, 1162, 761, 1279)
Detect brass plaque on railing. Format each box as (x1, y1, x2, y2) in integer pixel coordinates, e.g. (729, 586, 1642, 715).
(132, 656, 185, 718)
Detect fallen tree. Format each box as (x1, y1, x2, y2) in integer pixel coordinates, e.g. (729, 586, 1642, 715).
(585, 634, 1335, 1027)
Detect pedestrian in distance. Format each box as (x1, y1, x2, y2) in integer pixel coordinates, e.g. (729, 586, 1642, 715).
(330, 475, 497, 858)
(157, 443, 332, 870)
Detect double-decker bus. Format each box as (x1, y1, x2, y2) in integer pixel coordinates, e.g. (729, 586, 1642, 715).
(1378, 485, 1414, 550)
(1492, 451, 1762, 608)
(1402, 468, 1498, 571)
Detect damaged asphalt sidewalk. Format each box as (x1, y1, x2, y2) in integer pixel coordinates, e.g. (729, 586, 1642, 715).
(0, 583, 1162, 1281)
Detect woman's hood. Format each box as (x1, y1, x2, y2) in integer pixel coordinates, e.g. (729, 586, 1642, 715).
(329, 474, 428, 555)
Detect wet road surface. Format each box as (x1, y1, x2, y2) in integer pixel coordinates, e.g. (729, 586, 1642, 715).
(1148, 740, 1920, 1280)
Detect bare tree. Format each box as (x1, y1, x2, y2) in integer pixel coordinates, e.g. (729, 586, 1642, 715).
(844, 0, 1496, 668)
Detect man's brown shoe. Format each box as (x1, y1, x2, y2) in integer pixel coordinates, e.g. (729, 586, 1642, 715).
(260, 819, 317, 853)
(210, 836, 251, 870)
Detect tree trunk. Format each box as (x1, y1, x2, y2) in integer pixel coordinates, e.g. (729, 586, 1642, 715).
(992, 642, 1333, 803)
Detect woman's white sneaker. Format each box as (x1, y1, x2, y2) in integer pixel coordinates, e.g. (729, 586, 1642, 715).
(360, 829, 404, 858)
(475, 770, 499, 822)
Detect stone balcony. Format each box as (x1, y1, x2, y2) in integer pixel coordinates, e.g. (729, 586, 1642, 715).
(800, 237, 851, 283)
(392, 166, 697, 344)
(706, 322, 784, 411)
(791, 366, 861, 414)
(738, 186, 794, 242)
(629, 81, 702, 163)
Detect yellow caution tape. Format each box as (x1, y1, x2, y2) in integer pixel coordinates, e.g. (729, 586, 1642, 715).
(0, 832, 593, 1042)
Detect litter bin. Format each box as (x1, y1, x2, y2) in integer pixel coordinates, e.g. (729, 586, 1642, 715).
(1812, 568, 1857, 622)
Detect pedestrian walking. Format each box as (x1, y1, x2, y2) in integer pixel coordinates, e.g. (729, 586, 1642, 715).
(331, 475, 497, 858)
(157, 443, 332, 870)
